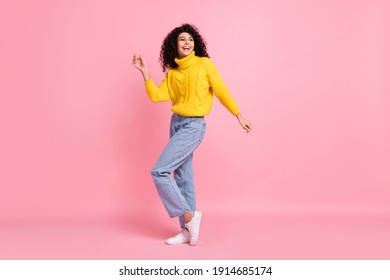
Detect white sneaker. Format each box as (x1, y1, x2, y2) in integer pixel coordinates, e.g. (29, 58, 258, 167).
(185, 211, 202, 246)
(165, 229, 190, 245)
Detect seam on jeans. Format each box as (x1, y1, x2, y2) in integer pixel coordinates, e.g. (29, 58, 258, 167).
(168, 176, 188, 217)
(167, 141, 201, 173)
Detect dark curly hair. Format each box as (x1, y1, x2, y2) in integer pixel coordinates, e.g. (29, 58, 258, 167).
(159, 23, 209, 72)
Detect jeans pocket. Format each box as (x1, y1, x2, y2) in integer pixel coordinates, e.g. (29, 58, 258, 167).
(197, 122, 206, 143)
(181, 118, 207, 144)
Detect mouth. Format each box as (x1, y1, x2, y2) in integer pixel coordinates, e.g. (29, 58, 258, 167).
(183, 47, 191, 51)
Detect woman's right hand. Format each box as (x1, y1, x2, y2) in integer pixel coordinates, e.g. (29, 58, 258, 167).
(132, 54, 147, 72)
(132, 54, 151, 81)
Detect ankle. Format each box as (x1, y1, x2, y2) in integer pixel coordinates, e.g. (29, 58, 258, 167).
(182, 211, 193, 223)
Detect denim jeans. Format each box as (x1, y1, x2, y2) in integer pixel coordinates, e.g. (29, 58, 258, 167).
(151, 113, 206, 228)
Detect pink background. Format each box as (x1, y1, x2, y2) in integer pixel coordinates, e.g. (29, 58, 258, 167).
(1, 0, 389, 259)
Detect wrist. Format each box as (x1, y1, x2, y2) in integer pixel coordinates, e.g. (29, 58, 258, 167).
(141, 70, 151, 81)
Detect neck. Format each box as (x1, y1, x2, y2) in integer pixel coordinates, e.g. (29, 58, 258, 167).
(175, 51, 198, 70)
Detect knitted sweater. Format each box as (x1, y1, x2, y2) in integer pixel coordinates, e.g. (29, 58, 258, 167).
(144, 51, 239, 116)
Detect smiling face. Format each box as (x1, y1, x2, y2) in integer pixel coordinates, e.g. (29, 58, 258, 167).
(177, 32, 194, 58)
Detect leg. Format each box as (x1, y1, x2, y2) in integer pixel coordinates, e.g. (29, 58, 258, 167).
(174, 153, 196, 229)
(151, 117, 205, 218)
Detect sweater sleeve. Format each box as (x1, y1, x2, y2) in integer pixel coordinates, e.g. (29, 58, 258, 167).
(205, 59, 240, 116)
(144, 74, 171, 103)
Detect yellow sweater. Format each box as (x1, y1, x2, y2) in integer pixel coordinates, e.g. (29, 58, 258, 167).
(144, 51, 239, 116)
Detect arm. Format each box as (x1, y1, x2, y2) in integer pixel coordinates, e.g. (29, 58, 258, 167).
(206, 59, 239, 116)
(206, 59, 252, 133)
(132, 54, 170, 102)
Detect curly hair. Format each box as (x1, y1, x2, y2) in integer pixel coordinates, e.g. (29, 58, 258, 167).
(159, 23, 209, 72)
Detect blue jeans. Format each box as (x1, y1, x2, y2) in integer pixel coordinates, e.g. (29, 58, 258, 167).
(151, 113, 206, 228)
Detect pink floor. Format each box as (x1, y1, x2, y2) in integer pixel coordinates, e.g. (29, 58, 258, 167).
(1, 209, 389, 260)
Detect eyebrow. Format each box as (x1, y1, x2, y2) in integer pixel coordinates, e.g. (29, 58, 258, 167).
(179, 36, 193, 39)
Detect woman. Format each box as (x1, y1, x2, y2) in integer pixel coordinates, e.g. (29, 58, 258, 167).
(132, 23, 251, 246)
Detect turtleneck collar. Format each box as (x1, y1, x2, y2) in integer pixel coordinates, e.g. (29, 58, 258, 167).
(174, 51, 199, 70)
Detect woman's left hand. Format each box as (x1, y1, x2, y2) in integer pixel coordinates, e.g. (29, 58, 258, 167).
(236, 113, 252, 133)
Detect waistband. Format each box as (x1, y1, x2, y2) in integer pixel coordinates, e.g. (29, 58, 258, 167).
(172, 113, 204, 119)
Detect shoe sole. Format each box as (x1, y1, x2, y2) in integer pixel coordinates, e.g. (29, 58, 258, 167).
(165, 231, 190, 245)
